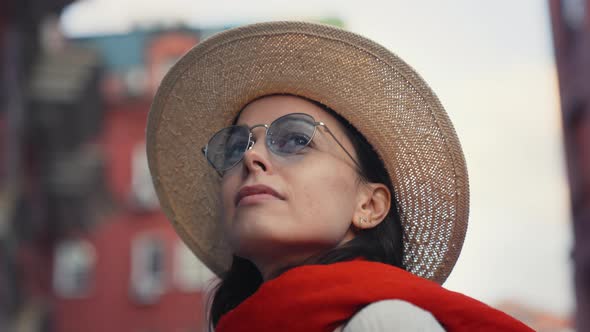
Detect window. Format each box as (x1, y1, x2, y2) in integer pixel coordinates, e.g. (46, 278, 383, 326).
(124, 66, 147, 97)
(131, 142, 159, 210)
(130, 234, 166, 304)
(155, 57, 178, 87)
(53, 239, 95, 298)
(173, 241, 215, 291)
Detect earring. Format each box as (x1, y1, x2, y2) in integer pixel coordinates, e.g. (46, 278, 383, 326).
(359, 216, 368, 224)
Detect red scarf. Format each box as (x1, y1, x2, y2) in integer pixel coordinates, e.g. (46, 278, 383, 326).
(216, 260, 533, 332)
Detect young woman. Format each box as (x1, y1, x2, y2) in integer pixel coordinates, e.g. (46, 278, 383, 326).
(146, 21, 533, 331)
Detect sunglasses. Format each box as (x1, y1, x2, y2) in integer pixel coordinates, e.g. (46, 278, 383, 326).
(202, 113, 361, 174)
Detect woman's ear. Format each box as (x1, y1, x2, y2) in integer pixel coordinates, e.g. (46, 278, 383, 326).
(352, 183, 391, 230)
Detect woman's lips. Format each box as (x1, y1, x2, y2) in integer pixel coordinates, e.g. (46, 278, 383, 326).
(237, 193, 281, 206)
(235, 184, 284, 207)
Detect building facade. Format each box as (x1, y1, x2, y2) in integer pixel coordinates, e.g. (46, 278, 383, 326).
(2, 7, 218, 329)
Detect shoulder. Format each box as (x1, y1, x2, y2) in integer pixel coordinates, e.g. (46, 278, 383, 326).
(341, 299, 446, 332)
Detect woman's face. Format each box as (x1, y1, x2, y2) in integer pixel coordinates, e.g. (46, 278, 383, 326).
(220, 95, 363, 278)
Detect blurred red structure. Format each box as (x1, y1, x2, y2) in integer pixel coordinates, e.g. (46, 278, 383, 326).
(52, 206, 206, 332)
(1, 0, 217, 330)
(49, 99, 208, 332)
(549, 0, 590, 331)
(46, 29, 213, 332)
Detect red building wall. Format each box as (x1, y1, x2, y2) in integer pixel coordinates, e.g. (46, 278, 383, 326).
(100, 101, 152, 203)
(47, 30, 210, 332)
(54, 213, 205, 332)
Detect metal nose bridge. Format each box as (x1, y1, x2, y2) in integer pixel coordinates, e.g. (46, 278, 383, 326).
(246, 123, 269, 150)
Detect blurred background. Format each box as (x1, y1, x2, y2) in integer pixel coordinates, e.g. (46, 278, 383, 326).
(0, 0, 588, 331)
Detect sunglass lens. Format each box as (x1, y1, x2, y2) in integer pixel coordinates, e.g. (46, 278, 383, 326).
(267, 114, 316, 155)
(206, 125, 250, 171)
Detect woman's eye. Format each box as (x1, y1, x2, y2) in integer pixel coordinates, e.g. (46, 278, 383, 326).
(229, 143, 243, 155)
(290, 134, 309, 146)
(225, 140, 246, 160)
(274, 133, 311, 153)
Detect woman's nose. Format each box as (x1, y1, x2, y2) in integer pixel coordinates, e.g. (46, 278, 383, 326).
(242, 130, 272, 174)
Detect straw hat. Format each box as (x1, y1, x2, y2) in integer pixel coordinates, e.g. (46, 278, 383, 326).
(146, 21, 469, 284)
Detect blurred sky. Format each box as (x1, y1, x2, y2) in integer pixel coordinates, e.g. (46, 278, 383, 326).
(60, 0, 573, 315)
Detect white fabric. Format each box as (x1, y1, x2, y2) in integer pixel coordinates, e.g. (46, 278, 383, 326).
(342, 299, 446, 332)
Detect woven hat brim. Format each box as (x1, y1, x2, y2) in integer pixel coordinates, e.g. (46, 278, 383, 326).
(146, 21, 469, 284)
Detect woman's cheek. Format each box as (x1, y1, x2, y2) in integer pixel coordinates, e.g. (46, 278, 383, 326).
(220, 182, 237, 226)
(295, 167, 356, 220)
